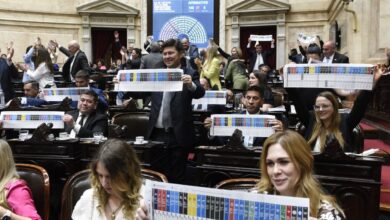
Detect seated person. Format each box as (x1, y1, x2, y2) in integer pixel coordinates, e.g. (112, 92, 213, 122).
(0, 140, 42, 220)
(204, 85, 284, 148)
(74, 70, 108, 112)
(248, 67, 274, 112)
(72, 139, 148, 219)
(257, 130, 345, 219)
(19, 80, 47, 107)
(63, 90, 108, 138)
(286, 65, 385, 152)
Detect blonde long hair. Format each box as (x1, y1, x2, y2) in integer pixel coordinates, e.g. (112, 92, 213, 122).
(0, 140, 19, 209)
(203, 46, 218, 70)
(257, 130, 343, 217)
(308, 91, 344, 151)
(90, 139, 142, 218)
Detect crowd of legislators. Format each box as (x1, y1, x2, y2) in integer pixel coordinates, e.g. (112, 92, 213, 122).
(0, 30, 388, 220)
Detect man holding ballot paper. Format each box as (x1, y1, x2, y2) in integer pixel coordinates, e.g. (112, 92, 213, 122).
(115, 38, 205, 183)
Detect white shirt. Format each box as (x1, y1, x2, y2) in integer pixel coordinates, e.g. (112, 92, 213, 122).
(69, 113, 89, 138)
(322, 53, 335, 64)
(72, 186, 145, 220)
(26, 63, 56, 89)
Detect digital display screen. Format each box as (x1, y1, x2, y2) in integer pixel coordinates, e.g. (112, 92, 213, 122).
(153, 0, 214, 48)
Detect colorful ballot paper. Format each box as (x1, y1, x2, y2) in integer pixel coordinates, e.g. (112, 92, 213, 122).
(283, 63, 374, 90)
(144, 180, 310, 220)
(249, 35, 273, 42)
(192, 90, 227, 110)
(210, 114, 276, 137)
(42, 87, 90, 101)
(0, 111, 64, 129)
(115, 69, 183, 92)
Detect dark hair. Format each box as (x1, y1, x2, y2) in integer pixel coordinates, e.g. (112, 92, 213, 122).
(307, 43, 322, 56)
(132, 48, 142, 56)
(34, 47, 54, 74)
(96, 58, 105, 65)
(245, 85, 264, 99)
(161, 38, 184, 53)
(75, 70, 90, 80)
(252, 70, 268, 86)
(150, 42, 161, 53)
(81, 90, 98, 103)
(24, 80, 40, 92)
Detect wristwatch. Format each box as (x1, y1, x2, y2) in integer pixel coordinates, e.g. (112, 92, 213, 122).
(1, 210, 11, 220)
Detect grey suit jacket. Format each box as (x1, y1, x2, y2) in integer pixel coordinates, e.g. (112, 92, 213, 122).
(140, 52, 164, 69)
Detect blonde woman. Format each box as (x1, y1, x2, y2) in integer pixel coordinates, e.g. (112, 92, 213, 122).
(72, 139, 148, 220)
(257, 130, 345, 219)
(0, 140, 41, 220)
(196, 46, 221, 90)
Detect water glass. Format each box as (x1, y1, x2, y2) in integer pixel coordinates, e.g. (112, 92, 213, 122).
(93, 131, 103, 144)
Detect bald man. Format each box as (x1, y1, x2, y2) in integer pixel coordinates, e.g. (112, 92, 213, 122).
(51, 39, 92, 82)
(322, 41, 349, 64)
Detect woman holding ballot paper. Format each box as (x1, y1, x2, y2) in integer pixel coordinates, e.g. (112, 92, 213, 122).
(287, 64, 385, 153)
(257, 130, 345, 219)
(196, 46, 222, 90)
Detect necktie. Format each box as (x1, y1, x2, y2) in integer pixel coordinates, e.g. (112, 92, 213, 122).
(79, 114, 85, 127)
(162, 92, 172, 129)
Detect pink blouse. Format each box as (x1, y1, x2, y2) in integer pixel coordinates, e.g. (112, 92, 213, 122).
(5, 179, 42, 220)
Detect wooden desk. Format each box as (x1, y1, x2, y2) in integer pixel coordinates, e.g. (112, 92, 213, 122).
(195, 146, 383, 220)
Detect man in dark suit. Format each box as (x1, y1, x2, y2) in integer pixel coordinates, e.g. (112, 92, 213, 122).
(74, 70, 108, 111)
(51, 40, 91, 81)
(147, 38, 205, 183)
(20, 80, 47, 107)
(0, 56, 18, 103)
(246, 38, 275, 73)
(204, 85, 284, 147)
(180, 36, 199, 70)
(322, 41, 349, 63)
(63, 90, 108, 138)
(140, 42, 164, 69)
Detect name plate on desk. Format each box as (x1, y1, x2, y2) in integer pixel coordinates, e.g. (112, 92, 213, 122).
(42, 87, 89, 101)
(192, 91, 226, 110)
(144, 180, 310, 219)
(283, 64, 374, 90)
(210, 114, 275, 137)
(115, 69, 183, 92)
(0, 111, 64, 129)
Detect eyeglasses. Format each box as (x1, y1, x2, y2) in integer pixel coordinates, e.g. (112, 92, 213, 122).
(313, 104, 332, 111)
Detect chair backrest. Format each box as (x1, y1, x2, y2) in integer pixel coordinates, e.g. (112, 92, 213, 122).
(60, 168, 167, 220)
(214, 178, 259, 191)
(16, 163, 50, 220)
(141, 168, 169, 183)
(352, 124, 364, 153)
(60, 169, 91, 220)
(112, 112, 149, 139)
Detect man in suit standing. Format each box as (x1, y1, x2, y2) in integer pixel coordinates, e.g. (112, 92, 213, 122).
(147, 38, 205, 183)
(322, 41, 349, 63)
(140, 42, 164, 69)
(181, 36, 199, 70)
(247, 38, 275, 73)
(50, 40, 91, 82)
(0, 46, 18, 103)
(63, 90, 108, 138)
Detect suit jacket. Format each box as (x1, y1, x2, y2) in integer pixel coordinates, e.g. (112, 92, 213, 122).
(59, 47, 91, 82)
(186, 45, 199, 70)
(330, 52, 349, 63)
(64, 110, 108, 138)
(247, 47, 275, 73)
(0, 58, 18, 102)
(147, 67, 205, 147)
(140, 52, 164, 69)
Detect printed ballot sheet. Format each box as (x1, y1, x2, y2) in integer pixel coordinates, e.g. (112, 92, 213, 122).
(144, 180, 310, 220)
(249, 35, 273, 42)
(283, 63, 374, 90)
(115, 69, 183, 92)
(42, 87, 90, 101)
(210, 114, 276, 137)
(192, 91, 227, 110)
(0, 111, 64, 129)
